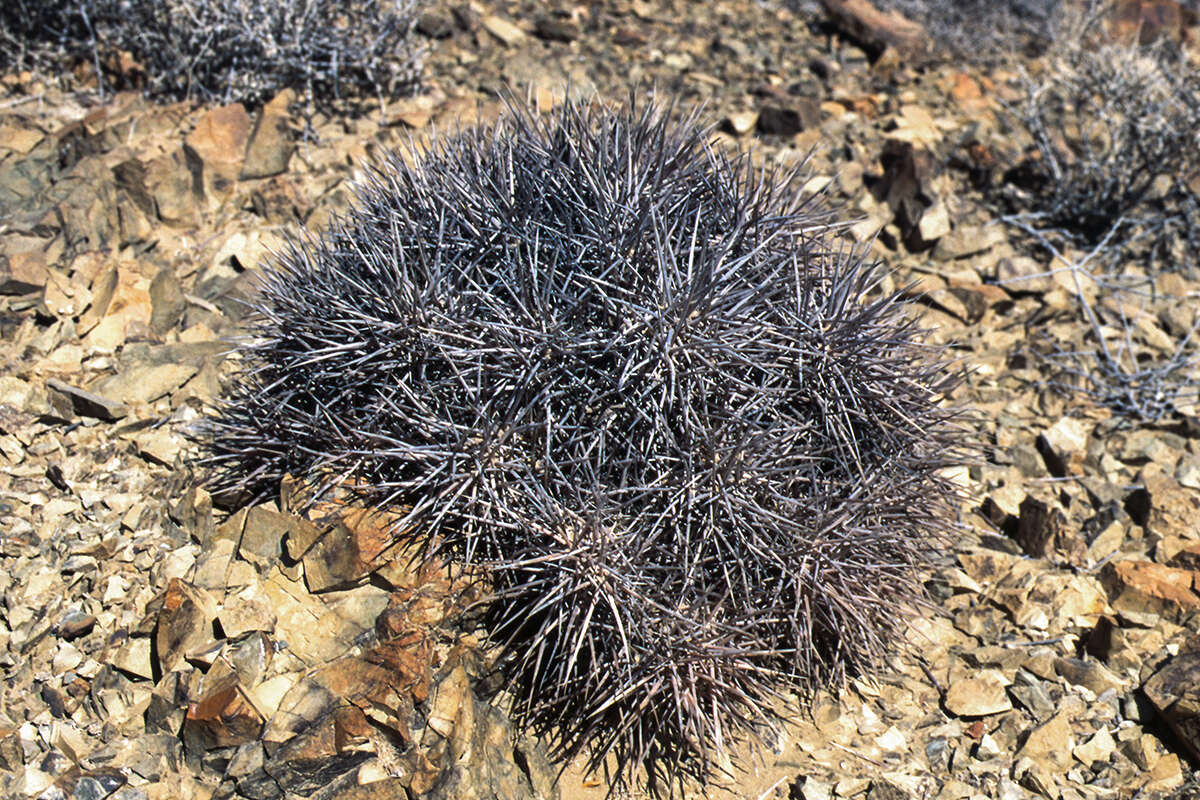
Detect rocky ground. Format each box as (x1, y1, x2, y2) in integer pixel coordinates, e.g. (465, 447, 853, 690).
(2, 1, 1200, 799)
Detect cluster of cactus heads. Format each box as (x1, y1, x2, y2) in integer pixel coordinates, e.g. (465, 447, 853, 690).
(201, 97, 967, 788)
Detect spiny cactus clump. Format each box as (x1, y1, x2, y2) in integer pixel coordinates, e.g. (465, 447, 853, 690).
(0, 0, 424, 107)
(201, 97, 967, 788)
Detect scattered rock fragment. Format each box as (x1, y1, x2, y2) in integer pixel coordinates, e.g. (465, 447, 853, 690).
(818, 0, 930, 60)
(1100, 560, 1200, 624)
(1143, 649, 1200, 762)
(944, 670, 1012, 717)
(534, 14, 580, 43)
(757, 101, 820, 136)
(481, 14, 526, 46)
(241, 110, 294, 180)
(0, 252, 49, 295)
(1016, 496, 1086, 565)
(44, 378, 128, 421)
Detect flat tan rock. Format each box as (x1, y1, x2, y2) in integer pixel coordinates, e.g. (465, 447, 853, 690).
(818, 0, 929, 59)
(1016, 711, 1074, 773)
(185, 103, 251, 172)
(95, 363, 197, 405)
(481, 14, 526, 46)
(44, 378, 127, 420)
(241, 111, 293, 181)
(1143, 650, 1200, 762)
(1073, 727, 1116, 768)
(944, 670, 1012, 717)
(185, 681, 265, 749)
(1038, 416, 1090, 476)
(156, 578, 219, 673)
(0, 251, 50, 295)
(1101, 560, 1200, 623)
(723, 111, 758, 136)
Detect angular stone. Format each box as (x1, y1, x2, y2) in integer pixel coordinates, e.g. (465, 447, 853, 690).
(155, 579, 218, 672)
(185, 680, 265, 750)
(226, 631, 274, 687)
(193, 537, 237, 592)
(421, 667, 551, 800)
(1176, 454, 1200, 490)
(818, 0, 930, 59)
(0, 375, 35, 409)
(1052, 657, 1124, 695)
(534, 14, 580, 42)
(722, 111, 758, 136)
(185, 103, 251, 172)
(279, 512, 324, 562)
(0, 251, 49, 294)
(170, 486, 216, 546)
(131, 428, 181, 467)
(264, 653, 410, 753)
(944, 670, 1012, 717)
(1016, 496, 1086, 565)
(0, 120, 45, 154)
(109, 635, 154, 680)
(1142, 465, 1200, 540)
(1120, 732, 1166, 770)
(211, 229, 285, 273)
(94, 363, 197, 406)
(1168, 543, 1200, 571)
(932, 224, 1006, 262)
(260, 571, 368, 665)
(302, 506, 405, 592)
(241, 112, 293, 180)
(427, 664, 470, 739)
(262, 717, 373, 796)
(1100, 560, 1200, 623)
(917, 200, 951, 243)
(757, 101, 820, 136)
(42, 266, 91, 318)
(1037, 417, 1090, 477)
(144, 148, 202, 225)
(994, 256, 1053, 293)
(1073, 726, 1115, 768)
(877, 140, 940, 248)
(44, 378, 128, 421)
(1016, 711, 1074, 773)
(77, 264, 118, 333)
(1143, 752, 1184, 794)
(59, 610, 97, 640)
(417, 10, 455, 37)
(1143, 650, 1200, 761)
(38, 380, 80, 422)
(218, 590, 278, 639)
(149, 267, 186, 336)
(481, 14, 526, 45)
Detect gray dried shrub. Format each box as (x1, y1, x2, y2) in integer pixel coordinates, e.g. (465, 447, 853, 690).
(871, 0, 1067, 60)
(200, 97, 967, 788)
(1002, 34, 1200, 265)
(999, 29, 1200, 422)
(0, 0, 424, 107)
